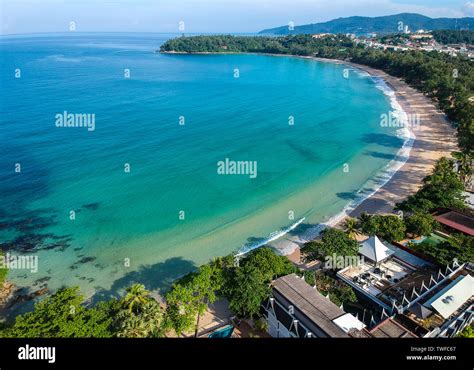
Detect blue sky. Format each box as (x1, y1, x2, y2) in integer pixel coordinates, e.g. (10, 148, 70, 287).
(1, 0, 472, 35)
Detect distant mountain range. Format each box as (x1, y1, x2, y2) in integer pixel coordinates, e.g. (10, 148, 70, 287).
(259, 13, 474, 35)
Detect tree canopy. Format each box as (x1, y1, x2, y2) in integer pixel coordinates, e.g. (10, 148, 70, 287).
(116, 301, 164, 338)
(227, 264, 270, 318)
(224, 247, 296, 318)
(404, 212, 437, 237)
(0, 287, 114, 338)
(165, 263, 222, 336)
(302, 227, 359, 264)
(0, 284, 168, 339)
(122, 283, 151, 313)
(432, 30, 474, 45)
(240, 247, 296, 281)
(359, 214, 406, 242)
(410, 233, 474, 266)
(165, 246, 296, 325)
(396, 157, 466, 213)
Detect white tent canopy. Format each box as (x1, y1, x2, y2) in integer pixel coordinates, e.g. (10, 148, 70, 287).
(359, 236, 395, 264)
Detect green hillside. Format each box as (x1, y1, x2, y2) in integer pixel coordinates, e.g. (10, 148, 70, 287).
(259, 13, 474, 35)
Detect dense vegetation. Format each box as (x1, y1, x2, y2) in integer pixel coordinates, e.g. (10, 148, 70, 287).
(404, 212, 437, 237)
(160, 34, 354, 55)
(161, 35, 474, 154)
(394, 155, 473, 265)
(258, 13, 474, 35)
(344, 212, 437, 242)
(0, 248, 300, 337)
(396, 157, 467, 213)
(358, 213, 406, 242)
(0, 284, 169, 338)
(165, 247, 297, 335)
(432, 30, 474, 45)
(301, 228, 358, 263)
(0, 287, 116, 338)
(0, 245, 359, 337)
(408, 232, 474, 266)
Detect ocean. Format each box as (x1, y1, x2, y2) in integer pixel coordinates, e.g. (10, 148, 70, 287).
(0, 33, 406, 306)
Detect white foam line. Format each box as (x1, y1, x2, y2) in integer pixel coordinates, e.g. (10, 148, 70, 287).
(235, 217, 306, 257)
(238, 71, 415, 255)
(293, 75, 415, 244)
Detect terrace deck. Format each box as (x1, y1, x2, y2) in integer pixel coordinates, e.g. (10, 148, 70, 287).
(378, 266, 438, 306)
(339, 257, 415, 298)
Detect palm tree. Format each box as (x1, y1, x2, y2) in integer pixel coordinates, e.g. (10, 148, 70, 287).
(122, 283, 151, 313)
(358, 212, 373, 236)
(117, 314, 149, 338)
(117, 301, 164, 338)
(358, 212, 371, 225)
(344, 217, 360, 240)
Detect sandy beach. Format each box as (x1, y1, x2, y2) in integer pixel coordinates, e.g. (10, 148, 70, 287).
(344, 61, 458, 215)
(281, 58, 458, 263)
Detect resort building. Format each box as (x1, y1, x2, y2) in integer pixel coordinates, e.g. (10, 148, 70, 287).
(263, 273, 366, 338)
(337, 235, 433, 310)
(367, 317, 418, 338)
(403, 271, 473, 338)
(432, 208, 474, 236)
(337, 235, 473, 338)
(410, 33, 433, 40)
(312, 33, 333, 39)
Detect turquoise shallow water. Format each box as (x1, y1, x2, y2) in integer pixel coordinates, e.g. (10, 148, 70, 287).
(0, 33, 403, 304)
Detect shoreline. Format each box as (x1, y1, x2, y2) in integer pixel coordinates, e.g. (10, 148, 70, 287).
(164, 50, 458, 258)
(341, 60, 458, 215)
(284, 57, 458, 262)
(263, 56, 457, 260)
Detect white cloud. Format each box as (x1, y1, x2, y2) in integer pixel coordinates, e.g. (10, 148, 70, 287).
(463, 1, 474, 16)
